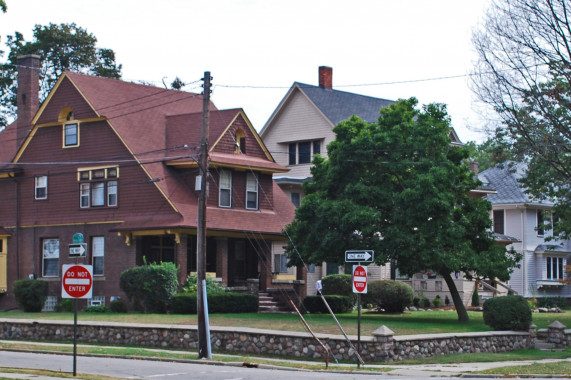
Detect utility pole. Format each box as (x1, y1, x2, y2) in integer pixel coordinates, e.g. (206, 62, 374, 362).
(197, 71, 211, 359)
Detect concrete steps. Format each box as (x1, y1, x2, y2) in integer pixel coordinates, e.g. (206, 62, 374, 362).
(258, 292, 290, 313)
(535, 339, 558, 351)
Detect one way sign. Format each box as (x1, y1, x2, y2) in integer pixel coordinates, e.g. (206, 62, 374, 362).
(345, 250, 374, 263)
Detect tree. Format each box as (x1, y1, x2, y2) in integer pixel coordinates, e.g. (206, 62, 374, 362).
(465, 138, 514, 172)
(0, 1, 6, 13)
(285, 98, 521, 322)
(472, 0, 571, 239)
(0, 22, 122, 129)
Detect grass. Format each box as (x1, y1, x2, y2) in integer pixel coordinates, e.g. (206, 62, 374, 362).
(1, 309, 569, 336)
(475, 361, 571, 375)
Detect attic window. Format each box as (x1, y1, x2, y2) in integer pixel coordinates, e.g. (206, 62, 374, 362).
(235, 130, 246, 154)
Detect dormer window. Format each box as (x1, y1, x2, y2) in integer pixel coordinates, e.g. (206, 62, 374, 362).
(60, 109, 79, 148)
(235, 129, 246, 154)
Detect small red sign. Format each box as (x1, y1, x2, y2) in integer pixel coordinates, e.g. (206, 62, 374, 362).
(352, 265, 368, 294)
(62, 264, 93, 299)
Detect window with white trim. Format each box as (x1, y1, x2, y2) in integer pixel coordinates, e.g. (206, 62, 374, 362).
(274, 254, 288, 273)
(42, 238, 59, 277)
(219, 170, 232, 208)
(246, 172, 258, 210)
(493, 209, 504, 234)
(35, 175, 47, 200)
(546, 256, 565, 280)
(288, 140, 322, 165)
(78, 167, 119, 208)
(89, 296, 105, 306)
(92, 236, 104, 276)
(537, 210, 545, 236)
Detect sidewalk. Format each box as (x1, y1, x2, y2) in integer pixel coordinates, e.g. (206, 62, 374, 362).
(1, 340, 570, 378)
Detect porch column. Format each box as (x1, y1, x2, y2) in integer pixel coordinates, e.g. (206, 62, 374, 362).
(215, 237, 228, 285)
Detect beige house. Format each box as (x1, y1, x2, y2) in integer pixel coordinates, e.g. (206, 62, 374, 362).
(260, 66, 501, 305)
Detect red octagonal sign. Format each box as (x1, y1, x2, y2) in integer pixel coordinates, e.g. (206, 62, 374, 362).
(62, 264, 93, 299)
(352, 265, 368, 294)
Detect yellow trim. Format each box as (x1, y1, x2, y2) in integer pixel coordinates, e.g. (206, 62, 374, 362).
(4, 220, 123, 229)
(35, 117, 106, 128)
(0, 236, 6, 293)
(77, 166, 119, 181)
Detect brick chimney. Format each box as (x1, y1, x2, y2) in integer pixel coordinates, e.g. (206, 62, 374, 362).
(16, 54, 41, 146)
(469, 161, 479, 175)
(318, 66, 332, 89)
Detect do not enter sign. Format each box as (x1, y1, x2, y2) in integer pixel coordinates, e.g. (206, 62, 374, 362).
(352, 265, 367, 294)
(62, 264, 93, 299)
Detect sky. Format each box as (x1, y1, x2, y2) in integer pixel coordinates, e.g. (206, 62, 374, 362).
(1, 0, 493, 143)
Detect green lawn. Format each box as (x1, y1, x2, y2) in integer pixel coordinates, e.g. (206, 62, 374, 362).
(1, 309, 569, 336)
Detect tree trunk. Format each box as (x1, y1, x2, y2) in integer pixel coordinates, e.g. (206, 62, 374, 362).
(441, 272, 470, 322)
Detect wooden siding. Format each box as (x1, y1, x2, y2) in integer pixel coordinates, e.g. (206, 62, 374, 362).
(262, 90, 334, 179)
(213, 114, 268, 160)
(14, 120, 177, 226)
(36, 77, 99, 124)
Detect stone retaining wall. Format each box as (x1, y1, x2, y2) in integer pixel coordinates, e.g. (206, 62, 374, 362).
(0, 318, 536, 363)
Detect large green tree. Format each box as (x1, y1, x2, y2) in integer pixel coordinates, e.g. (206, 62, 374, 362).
(472, 0, 571, 239)
(0, 22, 122, 129)
(285, 98, 521, 322)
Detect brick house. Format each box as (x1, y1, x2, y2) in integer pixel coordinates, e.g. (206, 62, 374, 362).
(0, 55, 296, 310)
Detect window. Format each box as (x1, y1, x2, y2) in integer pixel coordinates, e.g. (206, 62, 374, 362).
(435, 281, 443, 291)
(64, 123, 79, 147)
(92, 237, 104, 276)
(246, 172, 258, 210)
(234, 130, 246, 154)
(288, 143, 296, 165)
(288, 140, 322, 165)
(89, 296, 105, 306)
(291, 192, 300, 207)
(493, 209, 504, 234)
(78, 167, 119, 208)
(298, 142, 311, 164)
(274, 254, 288, 273)
(546, 256, 565, 280)
(35, 175, 47, 200)
(537, 210, 545, 236)
(219, 170, 232, 208)
(42, 296, 58, 312)
(42, 239, 59, 277)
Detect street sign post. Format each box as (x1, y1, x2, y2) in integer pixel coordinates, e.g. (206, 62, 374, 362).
(61, 264, 93, 376)
(352, 264, 368, 367)
(345, 250, 374, 263)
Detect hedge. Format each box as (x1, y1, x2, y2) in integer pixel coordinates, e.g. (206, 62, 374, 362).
(483, 295, 532, 331)
(302, 295, 353, 313)
(170, 292, 258, 314)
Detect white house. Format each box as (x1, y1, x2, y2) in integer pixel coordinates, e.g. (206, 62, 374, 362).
(479, 162, 571, 299)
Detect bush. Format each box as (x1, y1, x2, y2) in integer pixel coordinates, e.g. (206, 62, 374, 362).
(321, 274, 352, 297)
(182, 274, 227, 293)
(472, 288, 480, 307)
(55, 298, 74, 312)
(302, 295, 353, 313)
(445, 295, 450, 306)
(361, 280, 413, 313)
(170, 292, 258, 314)
(13, 279, 48, 312)
(432, 295, 442, 308)
(84, 305, 109, 313)
(421, 295, 431, 308)
(413, 296, 420, 308)
(109, 299, 128, 313)
(483, 295, 532, 331)
(119, 261, 179, 313)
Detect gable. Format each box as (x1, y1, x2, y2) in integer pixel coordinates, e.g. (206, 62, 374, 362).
(211, 111, 269, 160)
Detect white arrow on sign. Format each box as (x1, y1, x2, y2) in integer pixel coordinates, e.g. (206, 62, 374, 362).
(69, 243, 86, 256)
(345, 250, 374, 262)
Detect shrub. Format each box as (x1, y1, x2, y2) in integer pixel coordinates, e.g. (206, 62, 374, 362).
(421, 295, 431, 308)
(84, 305, 109, 313)
(55, 298, 74, 312)
(361, 280, 413, 313)
(445, 295, 450, 306)
(413, 296, 420, 308)
(302, 295, 353, 313)
(472, 288, 480, 307)
(13, 279, 48, 312)
(170, 292, 258, 314)
(483, 295, 532, 331)
(321, 274, 352, 297)
(432, 295, 442, 308)
(109, 299, 128, 313)
(119, 261, 179, 313)
(182, 274, 227, 293)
